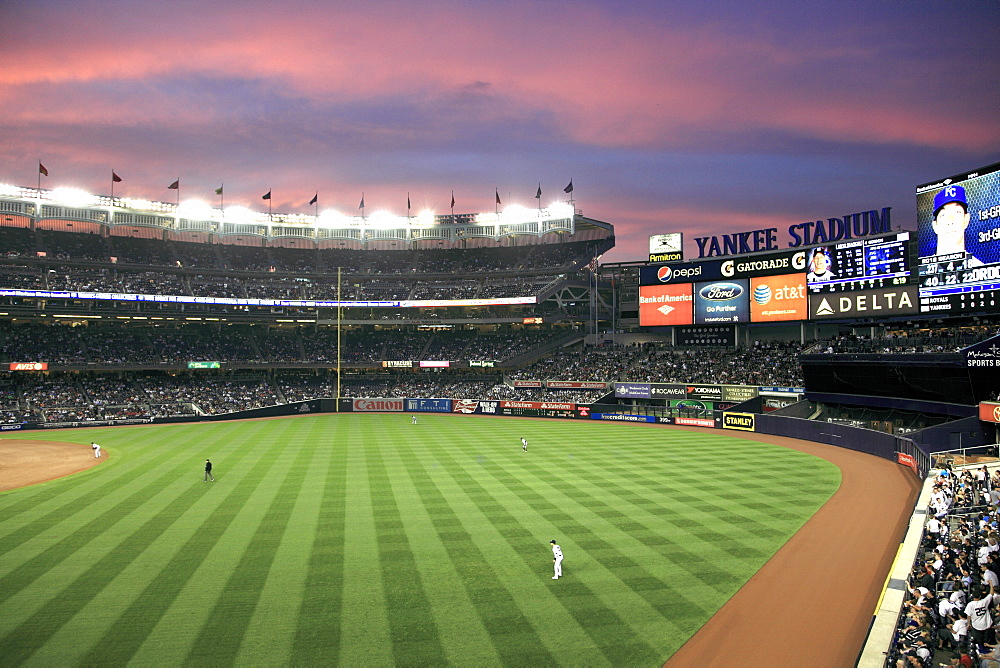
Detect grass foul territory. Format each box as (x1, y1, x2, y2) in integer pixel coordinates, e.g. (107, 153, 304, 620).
(0, 413, 839, 666)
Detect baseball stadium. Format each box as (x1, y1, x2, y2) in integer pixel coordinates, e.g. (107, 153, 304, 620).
(1, 160, 1000, 667)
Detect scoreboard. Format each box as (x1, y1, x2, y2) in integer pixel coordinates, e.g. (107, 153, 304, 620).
(806, 232, 911, 294)
(638, 160, 1000, 326)
(917, 161, 1000, 316)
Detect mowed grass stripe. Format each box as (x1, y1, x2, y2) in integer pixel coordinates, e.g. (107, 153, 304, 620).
(0, 426, 212, 547)
(395, 448, 564, 666)
(288, 420, 350, 665)
(0, 414, 842, 666)
(235, 418, 340, 665)
(338, 423, 394, 667)
(365, 436, 449, 666)
(0, 448, 259, 666)
(481, 451, 720, 611)
(0, 434, 247, 634)
(40, 423, 272, 666)
(385, 435, 511, 666)
(393, 419, 580, 664)
(117, 424, 291, 666)
(184, 422, 318, 665)
(429, 438, 663, 666)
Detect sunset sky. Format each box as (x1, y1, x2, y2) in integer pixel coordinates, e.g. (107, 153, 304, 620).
(1, 0, 998, 263)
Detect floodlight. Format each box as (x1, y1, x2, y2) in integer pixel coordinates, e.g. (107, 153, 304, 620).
(50, 187, 97, 208)
(120, 197, 154, 210)
(317, 209, 350, 227)
(225, 206, 258, 224)
(547, 202, 574, 219)
(0, 184, 19, 197)
(367, 211, 403, 228)
(500, 204, 532, 225)
(414, 210, 435, 226)
(177, 199, 214, 220)
(474, 212, 500, 224)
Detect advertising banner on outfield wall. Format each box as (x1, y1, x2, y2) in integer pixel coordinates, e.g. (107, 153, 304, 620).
(406, 398, 452, 413)
(452, 399, 584, 419)
(513, 380, 543, 388)
(591, 413, 657, 422)
(546, 381, 608, 389)
(353, 398, 405, 412)
(674, 416, 718, 428)
(723, 412, 756, 431)
(981, 402, 1000, 424)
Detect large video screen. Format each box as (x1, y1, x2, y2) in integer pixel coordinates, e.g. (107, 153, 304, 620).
(806, 232, 911, 294)
(917, 161, 1000, 315)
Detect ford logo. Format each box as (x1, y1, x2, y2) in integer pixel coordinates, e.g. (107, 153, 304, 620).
(699, 283, 744, 301)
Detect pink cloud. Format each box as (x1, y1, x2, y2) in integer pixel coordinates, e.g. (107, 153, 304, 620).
(2, 2, 994, 154)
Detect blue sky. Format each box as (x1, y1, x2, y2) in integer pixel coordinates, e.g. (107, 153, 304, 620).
(1, 0, 997, 262)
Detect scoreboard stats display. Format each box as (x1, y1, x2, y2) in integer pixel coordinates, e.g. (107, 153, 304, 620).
(638, 233, 910, 325)
(805, 232, 911, 294)
(917, 161, 1000, 315)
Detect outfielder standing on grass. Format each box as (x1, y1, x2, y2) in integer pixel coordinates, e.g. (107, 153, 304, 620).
(550, 540, 563, 579)
(204, 458, 215, 482)
(521, 437, 528, 452)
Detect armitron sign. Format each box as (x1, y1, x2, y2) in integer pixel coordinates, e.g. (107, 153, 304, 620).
(9, 362, 48, 371)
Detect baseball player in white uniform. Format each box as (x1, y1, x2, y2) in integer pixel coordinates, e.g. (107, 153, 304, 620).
(550, 540, 563, 579)
(91, 442, 101, 458)
(521, 437, 527, 452)
(411, 415, 417, 424)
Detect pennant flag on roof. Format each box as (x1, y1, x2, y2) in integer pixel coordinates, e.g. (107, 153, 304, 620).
(215, 185, 223, 195)
(112, 171, 122, 183)
(262, 190, 271, 200)
(168, 180, 179, 190)
(564, 180, 573, 194)
(535, 184, 541, 199)
(39, 162, 48, 176)
(309, 193, 317, 206)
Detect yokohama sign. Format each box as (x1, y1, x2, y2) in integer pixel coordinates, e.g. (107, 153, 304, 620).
(353, 398, 404, 412)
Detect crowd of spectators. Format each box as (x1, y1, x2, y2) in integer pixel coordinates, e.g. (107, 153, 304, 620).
(0, 335, 813, 422)
(811, 325, 1000, 355)
(890, 464, 1000, 667)
(510, 340, 806, 388)
(0, 225, 601, 275)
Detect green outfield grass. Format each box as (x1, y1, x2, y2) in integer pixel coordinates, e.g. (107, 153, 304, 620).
(0, 413, 840, 666)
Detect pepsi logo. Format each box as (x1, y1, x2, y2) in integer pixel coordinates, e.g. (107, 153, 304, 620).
(657, 266, 672, 282)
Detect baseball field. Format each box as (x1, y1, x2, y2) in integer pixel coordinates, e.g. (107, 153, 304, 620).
(0, 413, 842, 666)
